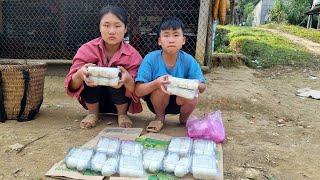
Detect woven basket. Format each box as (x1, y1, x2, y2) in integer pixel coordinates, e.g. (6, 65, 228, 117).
(0, 62, 47, 122)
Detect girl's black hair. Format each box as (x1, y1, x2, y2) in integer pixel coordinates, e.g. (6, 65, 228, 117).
(99, 6, 128, 27)
(157, 16, 185, 37)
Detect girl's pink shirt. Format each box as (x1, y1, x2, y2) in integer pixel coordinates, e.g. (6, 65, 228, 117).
(64, 37, 143, 113)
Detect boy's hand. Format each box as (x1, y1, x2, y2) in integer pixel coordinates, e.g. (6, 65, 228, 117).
(155, 75, 170, 94)
(77, 63, 97, 87)
(198, 83, 206, 93)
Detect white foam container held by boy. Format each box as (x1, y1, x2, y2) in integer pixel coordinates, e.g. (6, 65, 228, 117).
(87, 66, 120, 78)
(166, 85, 198, 100)
(168, 76, 200, 90)
(88, 76, 119, 87)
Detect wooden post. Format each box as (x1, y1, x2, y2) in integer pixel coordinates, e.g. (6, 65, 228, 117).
(195, 0, 211, 65)
(317, 14, 320, 29)
(205, 1, 213, 67)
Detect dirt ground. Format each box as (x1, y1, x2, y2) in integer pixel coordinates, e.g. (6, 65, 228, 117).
(0, 64, 320, 180)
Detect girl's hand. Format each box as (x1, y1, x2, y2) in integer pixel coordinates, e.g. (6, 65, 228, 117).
(155, 75, 171, 94)
(110, 66, 130, 89)
(78, 63, 96, 87)
(118, 66, 132, 85)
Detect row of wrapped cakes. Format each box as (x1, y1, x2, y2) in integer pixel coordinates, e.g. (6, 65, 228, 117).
(64, 137, 219, 179)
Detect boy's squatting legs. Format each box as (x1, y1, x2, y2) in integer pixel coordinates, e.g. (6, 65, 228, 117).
(177, 97, 197, 124)
(150, 88, 198, 124)
(150, 88, 170, 121)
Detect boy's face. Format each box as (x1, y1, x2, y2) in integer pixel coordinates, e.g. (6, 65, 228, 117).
(158, 28, 186, 55)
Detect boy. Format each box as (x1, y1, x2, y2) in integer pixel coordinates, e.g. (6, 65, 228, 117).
(135, 16, 206, 132)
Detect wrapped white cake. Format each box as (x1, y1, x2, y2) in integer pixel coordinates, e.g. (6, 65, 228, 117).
(168, 76, 199, 90)
(65, 148, 94, 172)
(101, 155, 119, 177)
(174, 155, 192, 177)
(88, 76, 119, 87)
(87, 67, 120, 78)
(96, 137, 120, 156)
(143, 149, 166, 173)
(166, 85, 198, 99)
(192, 154, 219, 180)
(193, 139, 216, 156)
(163, 152, 180, 173)
(120, 141, 143, 158)
(119, 155, 145, 177)
(168, 137, 193, 156)
(91, 152, 107, 172)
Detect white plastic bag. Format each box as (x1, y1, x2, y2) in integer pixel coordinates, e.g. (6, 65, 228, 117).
(174, 155, 192, 177)
(121, 141, 143, 158)
(192, 154, 219, 180)
(65, 148, 94, 171)
(168, 137, 193, 156)
(143, 149, 166, 173)
(101, 155, 119, 177)
(193, 139, 216, 156)
(91, 152, 107, 172)
(119, 155, 145, 177)
(163, 153, 180, 173)
(96, 137, 120, 156)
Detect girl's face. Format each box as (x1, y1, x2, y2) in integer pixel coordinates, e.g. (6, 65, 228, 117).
(100, 13, 127, 46)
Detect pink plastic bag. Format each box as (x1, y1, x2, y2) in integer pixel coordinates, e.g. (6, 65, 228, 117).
(186, 110, 225, 143)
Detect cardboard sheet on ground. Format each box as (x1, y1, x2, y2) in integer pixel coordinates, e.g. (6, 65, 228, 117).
(46, 128, 223, 180)
(296, 88, 320, 99)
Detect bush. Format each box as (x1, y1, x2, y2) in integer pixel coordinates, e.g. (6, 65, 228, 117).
(268, 0, 287, 23)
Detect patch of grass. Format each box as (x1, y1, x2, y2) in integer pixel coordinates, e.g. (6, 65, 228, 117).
(216, 25, 316, 68)
(263, 23, 320, 44)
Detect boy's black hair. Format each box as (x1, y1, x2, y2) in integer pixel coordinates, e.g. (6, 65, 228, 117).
(157, 16, 185, 37)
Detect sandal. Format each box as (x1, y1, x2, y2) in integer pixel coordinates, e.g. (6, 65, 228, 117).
(118, 114, 133, 128)
(80, 114, 99, 129)
(146, 118, 164, 133)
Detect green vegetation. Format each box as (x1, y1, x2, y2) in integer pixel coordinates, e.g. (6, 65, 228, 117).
(263, 23, 320, 44)
(214, 25, 316, 68)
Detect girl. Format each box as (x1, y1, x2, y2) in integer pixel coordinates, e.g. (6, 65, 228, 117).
(64, 6, 142, 129)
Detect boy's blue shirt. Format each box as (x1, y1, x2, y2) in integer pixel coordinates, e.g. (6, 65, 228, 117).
(136, 50, 206, 83)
